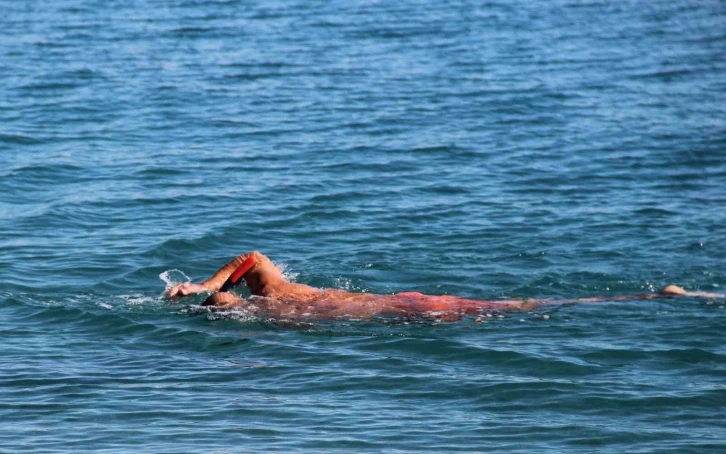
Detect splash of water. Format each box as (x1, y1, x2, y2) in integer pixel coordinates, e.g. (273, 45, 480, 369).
(159, 269, 192, 290)
(275, 262, 299, 282)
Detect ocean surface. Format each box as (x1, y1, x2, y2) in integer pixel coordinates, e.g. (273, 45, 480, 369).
(1, 0, 725, 452)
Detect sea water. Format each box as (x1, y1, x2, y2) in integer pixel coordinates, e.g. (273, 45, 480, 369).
(1, 1, 725, 452)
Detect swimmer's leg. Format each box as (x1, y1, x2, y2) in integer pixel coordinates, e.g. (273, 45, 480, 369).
(533, 285, 724, 308)
(470, 285, 724, 313)
(202, 292, 245, 307)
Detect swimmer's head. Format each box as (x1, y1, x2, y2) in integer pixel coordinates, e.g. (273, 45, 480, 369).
(240, 251, 286, 294)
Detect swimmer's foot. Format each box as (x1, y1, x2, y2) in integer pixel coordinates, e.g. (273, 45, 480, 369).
(660, 285, 724, 299)
(661, 285, 688, 296)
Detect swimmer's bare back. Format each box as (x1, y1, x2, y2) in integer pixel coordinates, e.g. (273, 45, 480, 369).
(164, 251, 724, 321)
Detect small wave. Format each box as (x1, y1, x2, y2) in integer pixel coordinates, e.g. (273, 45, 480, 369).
(629, 68, 694, 80)
(0, 133, 43, 145)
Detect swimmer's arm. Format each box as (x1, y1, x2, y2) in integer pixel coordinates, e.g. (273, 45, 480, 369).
(200, 253, 252, 291)
(166, 252, 250, 298)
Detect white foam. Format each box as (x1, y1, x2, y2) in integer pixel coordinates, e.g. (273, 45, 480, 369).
(332, 276, 358, 291)
(275, 262, 299, 282)
(118, 294, 156, 305)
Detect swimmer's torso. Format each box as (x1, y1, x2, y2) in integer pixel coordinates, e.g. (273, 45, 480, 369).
(233, 289, 518, 320)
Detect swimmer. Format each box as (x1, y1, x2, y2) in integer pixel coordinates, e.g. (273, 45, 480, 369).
(165, 251, 723, 321)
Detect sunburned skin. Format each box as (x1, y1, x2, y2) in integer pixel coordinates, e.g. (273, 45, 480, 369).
(165, 251, 724, 321)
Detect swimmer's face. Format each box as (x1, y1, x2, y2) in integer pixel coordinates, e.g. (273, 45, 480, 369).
(244, 270, 260, 288)
(242, 259, 263, 288)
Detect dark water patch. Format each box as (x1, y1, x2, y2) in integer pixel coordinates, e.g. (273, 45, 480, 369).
(629, 68, 697, 80)
(0, 133, 44, 145)
(17, 81, 83, 92)
(220, 71, 293, 81)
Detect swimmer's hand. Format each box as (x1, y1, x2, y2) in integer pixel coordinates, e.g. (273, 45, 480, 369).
(165, 282, 209, 298)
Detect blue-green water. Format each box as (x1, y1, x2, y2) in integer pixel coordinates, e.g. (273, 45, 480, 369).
(2, 0, 725, 452)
